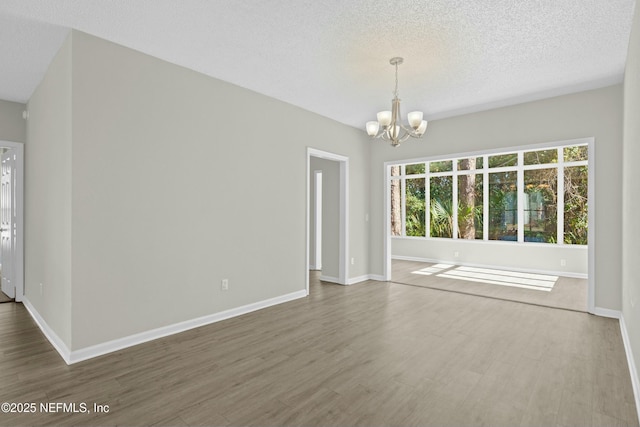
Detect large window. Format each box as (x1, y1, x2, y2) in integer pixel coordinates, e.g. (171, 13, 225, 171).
(388, 143, 589, 245)
(488, 170, 517, 241)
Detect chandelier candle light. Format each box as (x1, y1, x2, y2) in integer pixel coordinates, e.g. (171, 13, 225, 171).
(366, 57, 427, 147)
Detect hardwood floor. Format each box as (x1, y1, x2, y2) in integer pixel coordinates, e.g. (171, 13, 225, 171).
(393, 259, 588, 312)
(0, 291, 13, 304)
(0, 272, 637, 426)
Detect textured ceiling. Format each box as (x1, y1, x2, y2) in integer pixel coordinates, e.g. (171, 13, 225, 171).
(0, 0, 635, 129)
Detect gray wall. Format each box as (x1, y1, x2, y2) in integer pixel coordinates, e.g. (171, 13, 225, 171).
(0, 99, 26, 143)
(26, 31, 371, 351)
(622, 0, 640, 393)
(370, 85, 623, 311)
(25, 35, 73, 348)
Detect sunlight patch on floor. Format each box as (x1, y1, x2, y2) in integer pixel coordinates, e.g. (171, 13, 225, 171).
(411, 263, 455, 276)
(412, 264, 558, 292)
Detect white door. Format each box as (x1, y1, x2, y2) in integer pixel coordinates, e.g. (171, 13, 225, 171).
(1, 150, 15, 298)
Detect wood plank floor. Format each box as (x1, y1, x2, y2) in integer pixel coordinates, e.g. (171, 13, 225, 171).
(393, 259, 588, 312)
(0, 291, 13, 304)
(0, 272, 637, 426)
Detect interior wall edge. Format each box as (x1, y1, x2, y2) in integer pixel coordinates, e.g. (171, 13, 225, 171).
(21, 297, 72, 365)
(620, 313, 640, 424)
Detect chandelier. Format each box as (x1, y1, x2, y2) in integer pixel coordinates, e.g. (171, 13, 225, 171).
(366, 57, 427, 147)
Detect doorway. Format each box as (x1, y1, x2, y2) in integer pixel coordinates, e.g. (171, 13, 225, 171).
(0, 141, 24, 303)
(306, 148, 349, 294)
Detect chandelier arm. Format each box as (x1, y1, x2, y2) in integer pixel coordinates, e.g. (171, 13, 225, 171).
(395, 126, 415, 140)
(398, 123, 428, 139)
(399, 124, 414, 133)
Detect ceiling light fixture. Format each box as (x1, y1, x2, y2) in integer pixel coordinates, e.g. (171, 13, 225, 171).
(366, 57, 427, 147)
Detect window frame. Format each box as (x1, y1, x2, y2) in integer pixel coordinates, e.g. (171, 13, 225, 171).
(387, 140, 589, 246)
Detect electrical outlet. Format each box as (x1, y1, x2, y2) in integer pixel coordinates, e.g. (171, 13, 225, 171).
(221, 279, 229, 291)
(454, 251, 459, 258)
(351, 258, 355, 265)
(560, 259, 566, 267)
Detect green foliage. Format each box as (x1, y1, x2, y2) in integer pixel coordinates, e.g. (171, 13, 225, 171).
(429, 161, 452, 173)
(406, 192, 426, 237)
(524, 149, 558, 165)
(430, 176, 453, 237)
(405, 178, 426, 237)
(405, 163, 426, 175)
(564, 145, 588, 162)
(564, 213, 588, 244)
(488, 172, 517, 240)
(488, 153, 517, 168)
(430, 198, 453, 238)
(457, 201, 483, 239)
(430, 176, 452, 203)
(564, 166, 588, 244)
(523, 168, 558, 243)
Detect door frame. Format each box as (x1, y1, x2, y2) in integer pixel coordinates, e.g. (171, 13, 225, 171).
(0, 141, 23, 302)
(306, 148, 349, 294)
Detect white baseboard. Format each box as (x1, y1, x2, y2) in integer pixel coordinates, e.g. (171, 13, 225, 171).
(592, 307, 622, 319)
(319, 275, 342, 284)
(320, 274, 386, 285)
(392, 255, 588, 279)
(23, 290, 307, 365)
(346, 275, 372, 285)
(346, 274, 389, 284)
(22, 297, 72, 364)
(619, 314, 640, 424)
(392, 255, 437, 264)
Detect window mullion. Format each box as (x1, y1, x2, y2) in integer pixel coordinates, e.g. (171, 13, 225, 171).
(557, 147, 565, 244)
(517, 151, 524, 243)
(483, 155, 489, 240)
(425, 164, 430, 238)
(452, 162, 458, 239)
(401, 178, 407, 236)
